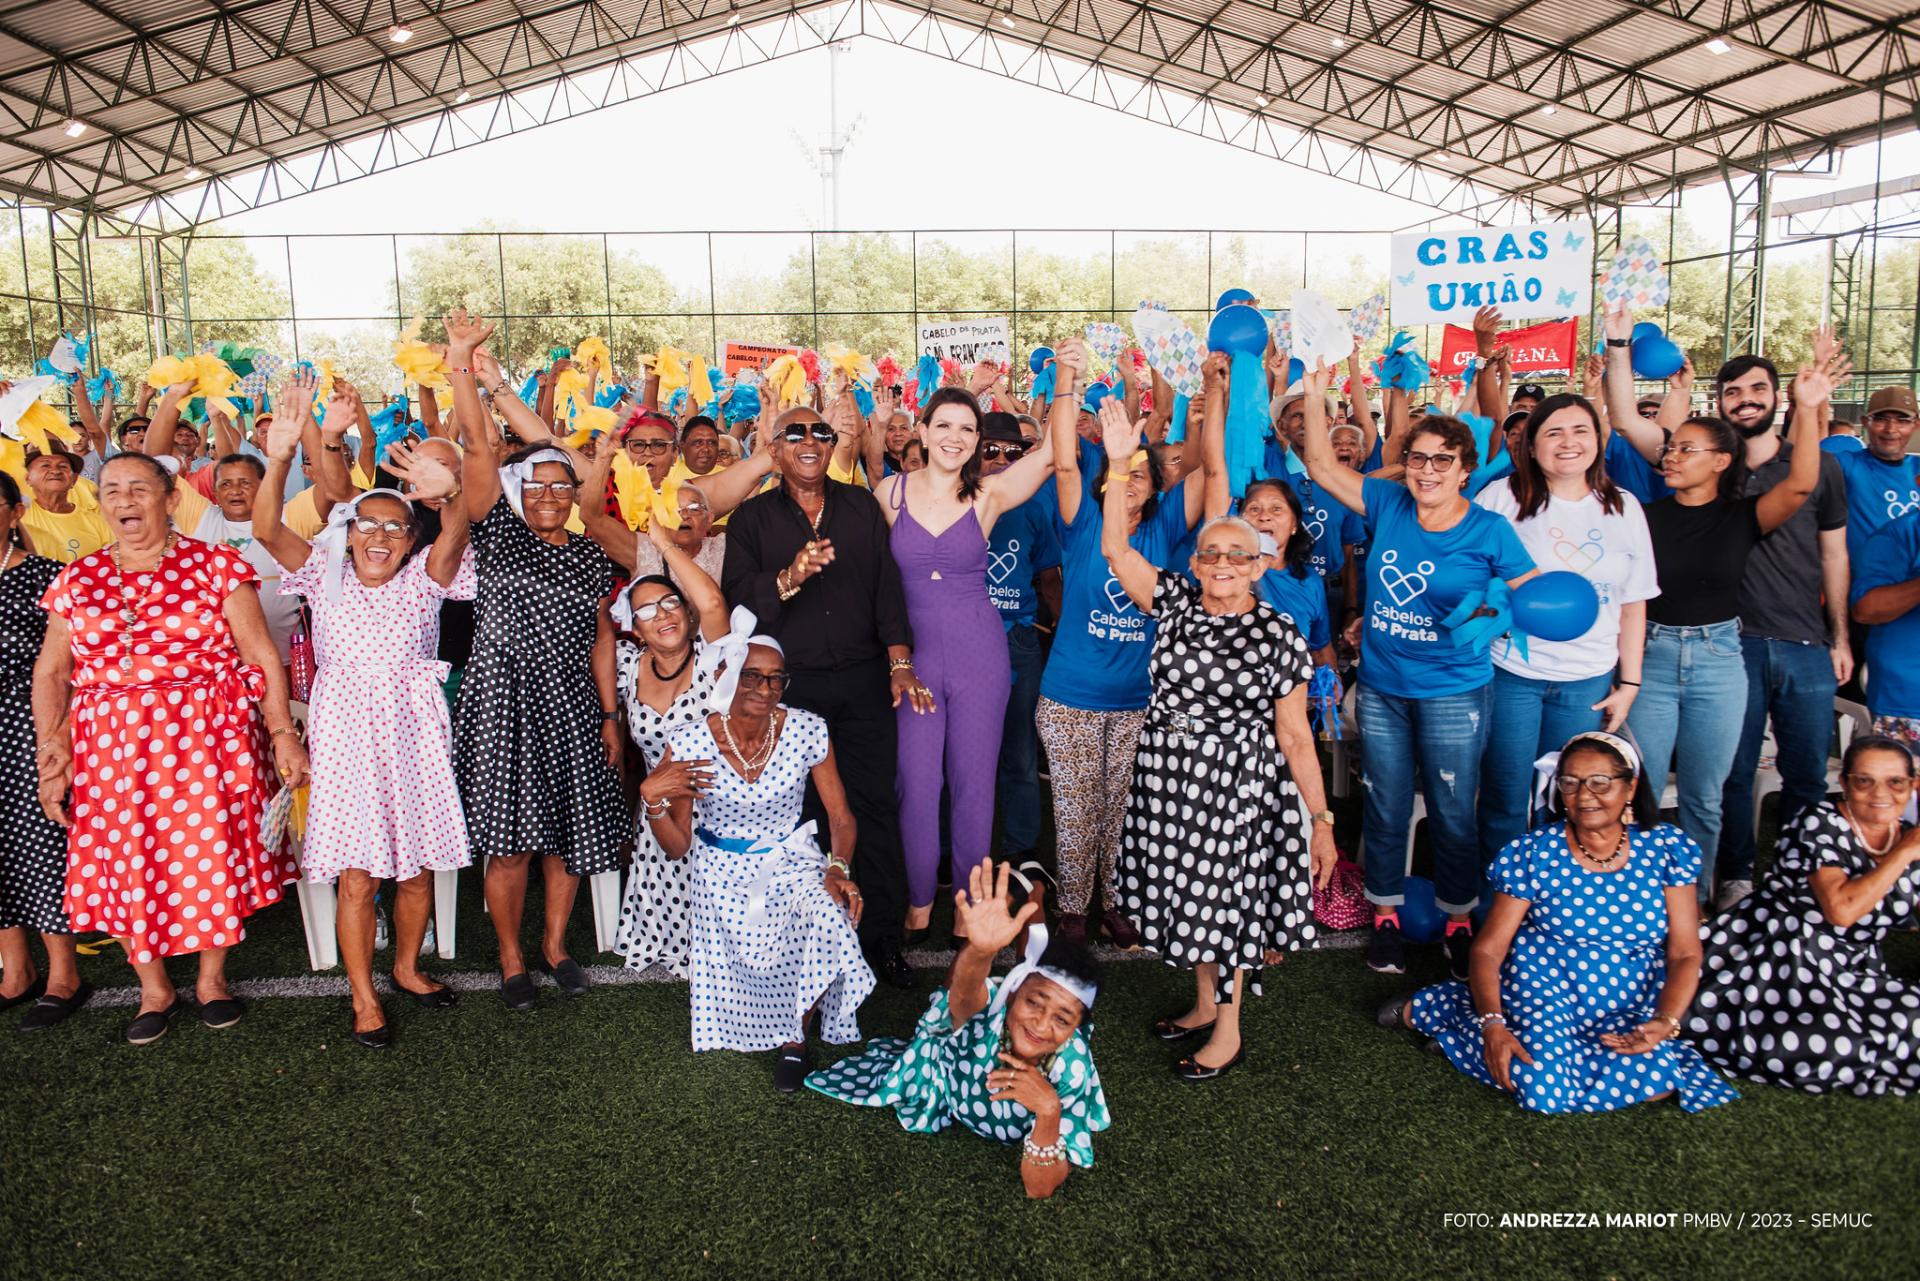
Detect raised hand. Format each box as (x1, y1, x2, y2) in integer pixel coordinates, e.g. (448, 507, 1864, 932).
(1097, 395, 1140, 462)
(1054, 336, 1088, 384)
(1202, 350, 1231, 394)
(952, 858, 1040, 958)
(1472, 304, 1504, 357)
(1302, 356, 1336, 400)
(1792, 356, 1846, 411)
(384, 440, 457, 499)
(264, 408, 304, 463)
(1603, 298, 1633, 345)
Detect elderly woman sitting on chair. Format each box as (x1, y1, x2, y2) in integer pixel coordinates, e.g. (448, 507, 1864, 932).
(807, 860, 1111, 1199)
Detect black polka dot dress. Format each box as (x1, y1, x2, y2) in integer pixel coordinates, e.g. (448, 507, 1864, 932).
(454, 496, 627, 874)
(0, 552, 70, 934)
(1688, 805, 1920, 1097)
(1118, 571, 1317, 999)
(611, 637, 710, 976)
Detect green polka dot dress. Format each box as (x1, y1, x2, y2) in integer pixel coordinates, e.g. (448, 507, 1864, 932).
(805, 978, 1111, 1168)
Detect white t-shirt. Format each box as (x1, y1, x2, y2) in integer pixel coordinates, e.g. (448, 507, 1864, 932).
(191, 508, 301, 661)
(1473, 482, 1660, 682)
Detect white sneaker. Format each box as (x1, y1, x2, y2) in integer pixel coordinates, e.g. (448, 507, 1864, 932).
(374, 906, 391, 950)
(419, 919, 437, 956)
(1715, 880, 1754, 912)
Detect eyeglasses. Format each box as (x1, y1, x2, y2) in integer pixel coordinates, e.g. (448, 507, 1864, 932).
(678, 500, 710, 515)
(1867, 412, 1917, 426)
(1557, 773, 1632, 797)
(1405, 451, 1458, 472)
(737, 670, 791, 691)
(351, 516, 410, 536)
(630, 594, 685, 623)
(1194, 548, 1262, 565)
(982, 442, 1026, 460)
(522, 481, 578, 499)
(781, 423, 838, 444)
(626, 439, 673, 454)
(1659, 442, 1726, 459)
(1843, 773, 1915, 795)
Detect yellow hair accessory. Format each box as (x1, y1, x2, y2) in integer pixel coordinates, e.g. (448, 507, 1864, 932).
(143, 351, 240, 420)
(392, 316, 451, 390)
(1129, 448, 1151, 471)
(763, 354, 810, 409)
(573, 335, 615, 387)
(610, 450, 657, 531)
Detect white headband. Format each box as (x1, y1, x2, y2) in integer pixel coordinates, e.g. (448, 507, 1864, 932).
(988, 920, 1097, 1020)
(693, 604, 784, 715)
(312, 488, 412, 603)
(498, 447, 574, 519)
(1530, 730, 1644, 821)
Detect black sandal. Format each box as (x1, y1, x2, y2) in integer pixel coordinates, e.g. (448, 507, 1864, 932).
(18, 981, 93, 1033)
(499, 972, 538, 1011)
(125, 998, 184, 1046)
(1151, 1014, 1216, 1042)
(1173, 1046, 1246, 1082)
(0, 974, 47, 1010)
(538, 958, 591, 996)
(391, 973, 457, 1010)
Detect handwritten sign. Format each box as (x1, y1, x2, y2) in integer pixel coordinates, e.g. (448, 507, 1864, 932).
(721, 341, 799, 377)
(1436, 318, 1578, 376)
(1389, 218, 1593, 326)
(1289, 289, 1354, 368)
(917, 317, 1011, 366)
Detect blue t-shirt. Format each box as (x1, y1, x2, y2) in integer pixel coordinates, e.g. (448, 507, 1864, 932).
(1834, 448, 1920, 567)
(1851, 511, 1920, 719)
(1820, 434, 1866, 455)
(1040, 487, 1194, 712)
(987, 489, 1062, 628)
(1260, 440, 1360, 580)
(1604, 431, 1672, 505)
(1356, 476, 1535, 698)
(1259, 565, 1331, 651)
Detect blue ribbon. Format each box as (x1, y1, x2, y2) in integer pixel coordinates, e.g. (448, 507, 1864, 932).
(595, 383, 628, 409)
(1307, 665, 1344, 740)
(913, 354, 941, 405)
(1375, 330, 1428, 392)
(852, 380, 875, 418)
(86, 367, 118, 401)
(371, 396, 415, 464)
(1030, 362, 1057, 406)
(518, 371, 541, 405)
(1439, 578, 1528, 664)
(1225, 350, 1269, 499)
(1458, 409, 1495, 468)
(1166, 392, 1191, 444)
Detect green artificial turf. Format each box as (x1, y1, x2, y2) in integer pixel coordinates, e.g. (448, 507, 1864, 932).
(4, 878, 1915, 1281)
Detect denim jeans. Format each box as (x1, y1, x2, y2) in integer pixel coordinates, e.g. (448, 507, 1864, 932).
(1625, 620, 1749, 899)
(1357, 682, 1490, 914)
(995, 623, 1047, 855)
(1479, 666, 1613, 861)
(1718, 635, 1836, 883)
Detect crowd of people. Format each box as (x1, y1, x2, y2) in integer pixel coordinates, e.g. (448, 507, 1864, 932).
(1, 295, 1916, 1197)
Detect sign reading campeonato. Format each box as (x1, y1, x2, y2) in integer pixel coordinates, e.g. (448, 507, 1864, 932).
(1389, 218, 1594, 326)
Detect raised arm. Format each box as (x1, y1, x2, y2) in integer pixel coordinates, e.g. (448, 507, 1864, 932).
(1198, 352, 1232, 522)
(417, 384, 447, 439)
(1049, 337, 1088, 525)
(1379, 386, 1411, 469)
(1346, 350, 1377, 462)
(444, 310, 503, 522)
(1298, 360, 1367, 515)
(143, 380, 193, 459)
(71, 380, 107, 461)
(1096, 398, 1159, 610)
(388, 440, 471, 586)
(208, 405, 241, 460)
(647, 518, 729, 641)
(574, 434, 638, 574)
(978, 423, 1057, 528)
(312, 386, 361, 507)
(695, 426, 776, 518)
(1602, 301, 1666, 465)
(252, 384, 317, 573)
(1756, 345, 1845, 534)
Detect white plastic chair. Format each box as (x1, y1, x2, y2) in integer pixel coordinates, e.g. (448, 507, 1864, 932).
(433, 869, 459, 960)
(294, 878, 339, 971)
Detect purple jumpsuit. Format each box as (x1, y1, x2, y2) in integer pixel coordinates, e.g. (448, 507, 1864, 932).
(890, 491, 1013, 907)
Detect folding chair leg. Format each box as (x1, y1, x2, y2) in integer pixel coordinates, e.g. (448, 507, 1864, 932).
(433, 868, 458, 960)
(295, 878, 339, 971)
(589, 869, 621, 953)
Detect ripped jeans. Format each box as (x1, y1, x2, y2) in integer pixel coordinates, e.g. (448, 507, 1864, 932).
(1356, 682, 1491, 915)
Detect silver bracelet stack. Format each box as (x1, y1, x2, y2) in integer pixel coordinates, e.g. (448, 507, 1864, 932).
(1022, 1135, 1066, 1166)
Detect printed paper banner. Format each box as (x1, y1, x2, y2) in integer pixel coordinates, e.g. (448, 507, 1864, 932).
(721, 341, 800, 377)
(1389, 218, 1594, 325)
(1347, 293, 1387, 344)
(917, 317, 1011, 366)
(1436, 318, 1579, 376)
(1289, 289, 1355, 368)
(1268, 309, 1292, 353)
(1131, 304, 1204, 399)
(1600, 235, 1672, 309)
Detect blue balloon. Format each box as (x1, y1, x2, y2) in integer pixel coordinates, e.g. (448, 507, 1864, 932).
(1083, 382, 1115, 412)
(1630, 321, 1663, 343)
(1631, 335, 1684, 380)
(1029, 346, 1054, 374)
(1287, 357, 1304, 387)
(1512, 571, 1601, 642)
(1208, 304, 1268, 356)
(1216, 287, 1255, 309)
(1399, 876, 1446, 944)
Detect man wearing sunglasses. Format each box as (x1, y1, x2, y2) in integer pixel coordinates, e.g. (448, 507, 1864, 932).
(723, 406, 917, 990)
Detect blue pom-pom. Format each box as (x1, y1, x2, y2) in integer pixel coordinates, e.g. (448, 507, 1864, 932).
(853, 382, 875, 418)
(1209, 305, 1268, 357)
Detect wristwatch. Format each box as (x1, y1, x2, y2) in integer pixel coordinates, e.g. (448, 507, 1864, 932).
(1312, 810, 1336, 826)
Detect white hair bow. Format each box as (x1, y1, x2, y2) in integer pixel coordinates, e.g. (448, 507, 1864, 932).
(988, 920, 1097, 1020)
(1530, 729, 1644, 825)
(693, 604, 784, 715)
(312, 487, 412, 603)
(498, 446, 574, 519)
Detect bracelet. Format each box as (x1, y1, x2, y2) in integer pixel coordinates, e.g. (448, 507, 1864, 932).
(777, 569, 801, 602)
(1652, 1014, 1680, 1040)
(888, 657, 915, 673)
(1022, 1136, 1067, 1165)
(449, 366, 471, 374)
(271, 726, 301, 739)
(1473, 1011, 1508, 1032)
(1605, 338, 1631, 348)
(1616, 678, 1641, 687)
(826, 857, 852, 877)
(601, 711, 617, 723)
(322, 443, 344, 453)
(642, 796, 670, 818)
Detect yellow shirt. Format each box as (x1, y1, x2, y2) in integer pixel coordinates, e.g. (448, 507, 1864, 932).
(169, 483, 211, 534)
(20, 502, 112, 564)
(282, 487, 326, 540)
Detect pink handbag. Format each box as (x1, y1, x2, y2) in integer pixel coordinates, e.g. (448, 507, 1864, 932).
(1313, 855, 1371, 932)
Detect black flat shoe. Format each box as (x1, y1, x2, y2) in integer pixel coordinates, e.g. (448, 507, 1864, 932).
(772, 1045, 812, 1093)
(1376, 994, 1414, 1031)
(18, 981, 92, 1033)
(125, 999, 185, 1046)
(1152, 1014, 1216, 1042)
(392, 973, 456, 1010)
(198, 996, 245, 1030)
(537, 958, 591, 996)
(351, 1022, 393, 1051)
(1173, 1046, 1246, 1082)
(865, 945, 916, 991)
(0, 974, 47, 1010)
(902, 926, 933, 948)
(499, 973, 538, 1011)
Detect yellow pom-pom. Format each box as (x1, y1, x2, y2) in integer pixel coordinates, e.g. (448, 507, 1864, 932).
(574, 335, 615, 387)
(610, 451, 657, 531)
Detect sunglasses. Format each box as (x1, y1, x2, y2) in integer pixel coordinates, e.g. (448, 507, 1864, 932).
(781, 423, 838, 444)
(1556, 773, 1632, 797)
(737, 670, 791, 692)
(630, 594, 685, 623)
(1194, 549, 1261, 565)
(1405, 451, 1458, 472)
(982, 442, 1026, 461)
(626, 439, 673, 454)
(351, 516, 410, 536)
(522, 481, 578, 498)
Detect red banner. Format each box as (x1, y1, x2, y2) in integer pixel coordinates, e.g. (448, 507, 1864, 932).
(1437, 318, 1578, 376)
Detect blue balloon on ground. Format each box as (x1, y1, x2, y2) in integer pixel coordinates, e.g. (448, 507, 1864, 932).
(1512, 571, 1601, 642)
(1216, 287, 1255, 309)
(1208, 303, 1268, 356)
(1029, 346, 1054, 374)
(1631, 335, 1684, 379)
(1400, 876, 1446, 943)
(1630, 321, 1663, 343)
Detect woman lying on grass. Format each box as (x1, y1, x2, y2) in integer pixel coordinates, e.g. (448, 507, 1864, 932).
(807, 859, 1111, 1198)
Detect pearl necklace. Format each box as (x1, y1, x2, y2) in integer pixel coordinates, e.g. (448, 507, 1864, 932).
(1841, 803, 1898, 856)
(1569, 822, 1630, 870)
(109, 532, 177, 675)
(0, 544, 15, 578)
(720, 708, 782, 779)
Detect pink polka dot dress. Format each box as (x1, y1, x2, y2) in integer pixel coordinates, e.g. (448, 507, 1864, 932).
(41, 538, 294, 962)
(281, 546, 478, 883)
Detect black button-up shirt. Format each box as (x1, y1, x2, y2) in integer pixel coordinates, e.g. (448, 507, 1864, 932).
(722, 478, 912, 672)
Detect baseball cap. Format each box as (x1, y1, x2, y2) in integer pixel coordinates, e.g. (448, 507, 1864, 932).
(1867, 386, 1918, 417)
(1513, 382, 1548, 402)
(981, 411, 1023, 442)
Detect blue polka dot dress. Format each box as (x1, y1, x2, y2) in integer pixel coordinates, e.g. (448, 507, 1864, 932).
(805, 978, 1112, 1168)
(1409, 823, 1738, 1113)
(1688, 805, 1920, 1096)
(672, 707, 876, 1052)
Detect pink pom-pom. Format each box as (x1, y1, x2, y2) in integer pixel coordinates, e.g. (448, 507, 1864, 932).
(798, 348, 822, 383)
(877, 354, 902, 387)
(903, 378, 920, 415)
(939, 357, 961, 382)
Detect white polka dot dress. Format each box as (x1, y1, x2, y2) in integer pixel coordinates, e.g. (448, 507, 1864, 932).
(672, 707, 876, 1052)
(611, 637, 711, 977)
(454, 496, 627, 873)
(1409, 824, 1739, 1112)
(1688, 805, 1920, 1097)
(806, 979, 1112, 1168)
(0, 553, 71, 935)
(1117, 570, 1317, 1000)
(281, 546, 477, 883)
(40, 539, 295, 961)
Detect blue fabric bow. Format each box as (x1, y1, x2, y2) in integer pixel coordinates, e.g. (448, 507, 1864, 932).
(1030, 362, 1057, 406)
(665, 387, 689, 417)
(852, 380, 875, 418)
(913, 355, 941, 403)
(724, 382, 760, 426)
(1458, 409, 1496, 468)
(1375, 330, 1428, 392)
(518, 371, 541, 405)
(1439, 578, 1528, 663)
(371, 396, 415, 464)
(595, 383, 627, 409)
(1307, 665, 1344, 740)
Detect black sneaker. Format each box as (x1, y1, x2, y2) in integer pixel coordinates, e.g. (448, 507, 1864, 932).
(773, 1045, 811, 1093)
(1443, 925, 1473, 982)
(1366, 918, 1406, 974)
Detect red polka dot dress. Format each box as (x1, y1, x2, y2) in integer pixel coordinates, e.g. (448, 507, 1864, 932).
(41, 538, 294, 962)
(281, 546, 477, 882)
